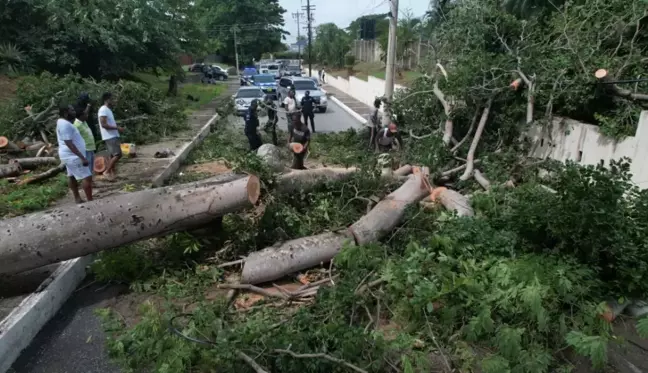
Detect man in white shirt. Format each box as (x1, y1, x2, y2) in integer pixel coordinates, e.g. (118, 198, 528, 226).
(282, 90, 298, 133)
(98, 92, 124, 180)
(56, 105, 93, 203)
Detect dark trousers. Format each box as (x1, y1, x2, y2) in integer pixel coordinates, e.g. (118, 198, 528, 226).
(264, 117, 278, 145)
(303, 111, 315, 132)
(291, 151, 307, 170)
(246, 131, 263, 151)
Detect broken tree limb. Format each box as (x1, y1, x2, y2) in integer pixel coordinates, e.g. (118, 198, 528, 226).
(473, 169, 491, 191)
(433, 81, 453, 146)
(0, 136, 21, 152)
(274, 349, 369, 373)
(394, 164, 413, 176)
(9, 157, 59, 170)
(0, 173, 261, 275)
(431, 187, 474, 217)
(276, 167, 359, 194)
(451, 107, 480, 153)
(16, 163, 65, 185)
(25, 141, 46, 151)
(596, 69, 648, 102)
(516, 70, 535, 124)
(460, 99, 493, 181)
(0, 163, 23, 178)
(241, 171, 430, 284)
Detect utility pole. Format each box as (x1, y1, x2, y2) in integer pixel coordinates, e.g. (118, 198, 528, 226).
(231, 25, 240, 75)
(383, 0, 398, 126)
(292, 12, 305, 58)
(302, 0, 315, 77)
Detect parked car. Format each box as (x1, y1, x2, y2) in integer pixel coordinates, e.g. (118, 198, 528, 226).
(266, 64, 281, 79)
(249, 74, 278, 99)
(241, 67, 258, 86)
(233, 87, 265, 116)
(189, 63, 204, 72)
(277, 77, 327, 112)
(283, 65, 302, 77)
(201, 66, 228, 83)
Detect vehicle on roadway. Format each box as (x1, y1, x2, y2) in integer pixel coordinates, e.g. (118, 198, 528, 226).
(200, 66, 228, 83)
(282, 65, 302, 77)
(264, 63, 281, 79)
(248, 74, 278, 99)
(241, 67, 258, 86)
(278, 76, 327, 113)
(233, 86, 265, 116)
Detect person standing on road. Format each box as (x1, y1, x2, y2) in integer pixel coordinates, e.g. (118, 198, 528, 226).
(300, 90, 316, 133)
(98, 92, 124, 181)
(244, 99, 263, 151)
(263, 95, 279, 145)
(57, 105, 93, 203)
(321, 68, 326, 84)
(73, 104, 96, 178)
(282, 90, 298, 133)
(288, 113, 310, 170)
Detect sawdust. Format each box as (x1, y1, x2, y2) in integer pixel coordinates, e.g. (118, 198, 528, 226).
(184, 161, 231, 175)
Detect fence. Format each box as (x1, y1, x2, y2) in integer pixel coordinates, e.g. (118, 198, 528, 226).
(351, 39, 433, 69)
(324, 72, 648, 189)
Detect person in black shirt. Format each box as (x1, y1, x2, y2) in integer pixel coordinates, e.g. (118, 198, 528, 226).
(262, 95, 279, 145)
(244, 100, 262, 151)
(288, 114, 311, 169)
(300, 90, 316, 133)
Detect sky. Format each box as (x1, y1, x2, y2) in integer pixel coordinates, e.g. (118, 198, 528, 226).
(279, 0, 429, 43)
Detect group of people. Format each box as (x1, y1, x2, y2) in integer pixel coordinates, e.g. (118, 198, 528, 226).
(369, 98, 401, 153)
(243, 89, 314, 170)
(55, 92, 124, 203)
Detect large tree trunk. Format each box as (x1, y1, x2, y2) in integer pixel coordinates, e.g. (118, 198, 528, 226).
(9, 157, 59, 170)
(0, 163, 22, 178)
(275, 167, 359, 193)
(240, 171, 430, 284)
(0, 173, 261, 275)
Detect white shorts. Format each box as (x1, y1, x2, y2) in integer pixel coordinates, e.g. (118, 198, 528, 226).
(65, 158, 92, 180)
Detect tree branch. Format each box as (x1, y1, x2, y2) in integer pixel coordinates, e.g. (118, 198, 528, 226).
(237, 351, 270, 373)
(274, 349, 369, 373)
(596, 69, 648, 102)
(450, 106, 480, 153)
(460, 99, 493, 181)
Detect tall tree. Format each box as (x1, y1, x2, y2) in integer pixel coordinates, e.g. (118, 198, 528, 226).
(347, 14, 390, 41)
(313, 23, 351, 68)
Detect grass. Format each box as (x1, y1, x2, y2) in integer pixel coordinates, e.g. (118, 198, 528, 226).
(325, 61, 422, 86)
(0, 173, 68, 217)
(131, 71, 227, 112)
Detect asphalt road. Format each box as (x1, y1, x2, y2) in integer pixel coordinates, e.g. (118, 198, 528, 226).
(7, 78, 363, 373)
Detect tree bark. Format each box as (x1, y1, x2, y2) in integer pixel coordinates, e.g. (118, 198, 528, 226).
(275, 167, 359, 193)
(432, 187, 473, 217)
(16, 164, 65, 185)
(0, 136, 21, 152)
(240, 171, 430, 284)
(0, 173, 261, 275)
(0, 163, 22, 178)
(9, 157, 59, 170)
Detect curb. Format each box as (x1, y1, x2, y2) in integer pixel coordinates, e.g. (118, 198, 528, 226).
(151, 113, 219, 187)
(329, 94, 368, 125)
(0, 112, 220, 373)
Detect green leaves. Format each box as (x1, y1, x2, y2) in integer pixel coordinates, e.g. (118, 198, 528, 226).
(565, 331, 608, 369)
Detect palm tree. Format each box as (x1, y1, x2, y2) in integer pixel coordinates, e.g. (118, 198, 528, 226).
(0, 43, 27, 74)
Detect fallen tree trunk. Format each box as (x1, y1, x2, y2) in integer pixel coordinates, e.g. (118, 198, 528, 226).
(17, 163, 65, 185)
(0, 136, 21, 152)
(0, 173, 261, 275)
(9, 157, 59, 169)
(432, 187, 474, 217)
(0, 163, 22, 178)
(241, 170, 430, 284)
(276, 167, 359, 193)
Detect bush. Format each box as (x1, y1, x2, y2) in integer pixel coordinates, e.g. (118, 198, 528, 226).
(0, 72, 188, 145)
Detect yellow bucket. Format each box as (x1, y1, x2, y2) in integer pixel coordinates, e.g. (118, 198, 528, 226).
(120, 143, 137, 157)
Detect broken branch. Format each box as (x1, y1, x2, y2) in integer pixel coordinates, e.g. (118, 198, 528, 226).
(274, 349, 369, 373)
(460, 99, 493, 181)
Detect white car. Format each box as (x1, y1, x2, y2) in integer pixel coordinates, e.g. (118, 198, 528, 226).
(233, 87, 265, 116)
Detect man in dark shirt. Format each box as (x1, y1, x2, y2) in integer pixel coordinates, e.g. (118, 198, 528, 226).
(244, 100, 262, 151)
(288, 114, 311, 169)
(263, 95, 279, 145)
(300, 90, 316, 133)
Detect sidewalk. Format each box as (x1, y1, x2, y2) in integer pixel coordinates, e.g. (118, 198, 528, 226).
(322, 84, 373, 120)
(2, 80, 239, 373)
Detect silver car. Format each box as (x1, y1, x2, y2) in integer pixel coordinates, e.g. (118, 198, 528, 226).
(233, 87, 265, 116)
(278, 77, 328, 113)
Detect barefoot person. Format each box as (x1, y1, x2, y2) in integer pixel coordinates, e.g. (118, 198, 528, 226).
(73, 104, 96, 178)
(98, 92, 124, 180)
(56, 105, 93, 203)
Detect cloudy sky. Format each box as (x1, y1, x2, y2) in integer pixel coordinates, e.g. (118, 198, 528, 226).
(279, 0, 429, 43)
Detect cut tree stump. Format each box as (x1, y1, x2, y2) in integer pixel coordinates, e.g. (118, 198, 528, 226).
(0, 136, 21, 152)
(9, 157, 59, 170)
(93, 155, 108, 174)
(241, 170, 430, 284)
(0, 163, 22, 178)
(0, 173, 261, 275)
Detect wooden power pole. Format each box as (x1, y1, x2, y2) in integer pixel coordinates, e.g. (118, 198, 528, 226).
(383, 0, 399, 126)
(302, 0, 315, 77)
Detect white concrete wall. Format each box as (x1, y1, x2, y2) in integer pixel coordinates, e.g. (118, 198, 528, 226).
(324, 72, 648, 189)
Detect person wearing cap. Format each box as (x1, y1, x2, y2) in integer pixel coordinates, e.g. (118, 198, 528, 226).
(244, 99, 262, 151)
(300, 90, 316, 133)
(375, 122, 401, 153)
(288, 113, 310, 169)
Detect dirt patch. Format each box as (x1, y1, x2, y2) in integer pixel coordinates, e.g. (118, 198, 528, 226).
(0, 75, 18, 101)
(184, 161, 231, 175)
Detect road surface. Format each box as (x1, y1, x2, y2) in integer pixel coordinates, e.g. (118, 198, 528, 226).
(7, 78, 363, 373)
